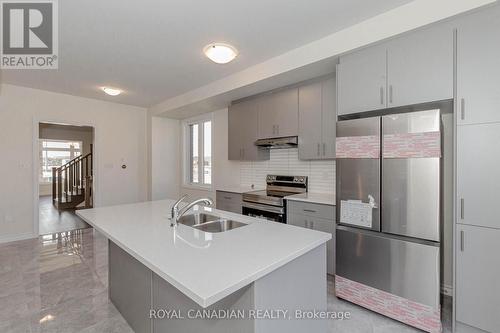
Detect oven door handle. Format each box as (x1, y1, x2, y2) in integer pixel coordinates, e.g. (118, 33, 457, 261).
(242, 202, 285, 214)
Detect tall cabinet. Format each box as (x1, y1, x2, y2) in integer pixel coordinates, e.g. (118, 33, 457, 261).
(455, 6, 500, 333)
(298, 76, 336, 160)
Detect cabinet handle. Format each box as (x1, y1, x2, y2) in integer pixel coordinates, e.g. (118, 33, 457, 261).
(380, 87, 384, 105)
(304, 220, 308, 228)
(322, 143, 326, 156)
(460, 198, 464, 220)
(224, 196, 232, 200)
(303, 209, 317, 213)
(310, 221, 314, 229)
(460, 230, 465, 251)
(317, 143, 320, 156)
(389, 85, 393, 104)
(460, 98, 465, 120)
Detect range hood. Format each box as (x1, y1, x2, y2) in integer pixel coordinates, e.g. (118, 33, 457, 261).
(255, 136, 298, 149)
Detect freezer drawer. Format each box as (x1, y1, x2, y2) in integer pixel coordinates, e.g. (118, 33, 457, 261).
(382, 158, 440, 241)
(336, 226, 440, 309)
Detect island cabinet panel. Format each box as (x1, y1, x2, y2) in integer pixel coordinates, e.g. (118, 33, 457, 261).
(228, 99, 269, 161)
(109, 239, 327, 333)
(287, 201, 336, 275)
(216, 190, 242, 214)
(298, 77, 337, 160)
(109, 241, 152, 333)
(258, 88, 299, 139)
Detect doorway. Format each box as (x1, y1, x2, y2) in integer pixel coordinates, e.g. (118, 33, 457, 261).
(38, 123, 95, 235)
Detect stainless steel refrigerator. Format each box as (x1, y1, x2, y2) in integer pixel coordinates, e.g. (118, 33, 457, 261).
(335, 103, 449, 333)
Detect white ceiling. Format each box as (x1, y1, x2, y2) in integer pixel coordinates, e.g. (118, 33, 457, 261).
(1, 0, 413, 107)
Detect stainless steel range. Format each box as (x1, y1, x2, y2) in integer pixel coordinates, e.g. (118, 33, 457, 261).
(242, 175, 308, 223)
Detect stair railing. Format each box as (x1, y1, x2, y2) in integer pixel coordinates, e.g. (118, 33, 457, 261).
(52, 144, 93, 208)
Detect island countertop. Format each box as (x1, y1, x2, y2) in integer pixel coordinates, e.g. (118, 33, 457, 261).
(76, 199, 330, 308)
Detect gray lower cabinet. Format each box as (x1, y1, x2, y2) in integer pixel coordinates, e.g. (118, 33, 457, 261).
(298, 76, 336, 160)
(228, 99, 269, 161)
(287, 200, 335, 275)
(456, 224, 500, 333)
(216, 190, 242, 214)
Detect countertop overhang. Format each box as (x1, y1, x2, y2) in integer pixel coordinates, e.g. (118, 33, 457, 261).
(77, 199, 330, 308)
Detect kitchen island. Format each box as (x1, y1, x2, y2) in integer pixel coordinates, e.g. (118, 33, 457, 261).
(77, 199, 331, 333)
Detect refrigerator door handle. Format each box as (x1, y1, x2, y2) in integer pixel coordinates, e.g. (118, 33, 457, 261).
(460, 230, 465, 251)
(460, 198, 464, 220)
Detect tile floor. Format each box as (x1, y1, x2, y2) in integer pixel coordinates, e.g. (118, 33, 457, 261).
(38, 196, 90, 235)
(0, 228, 451, 333)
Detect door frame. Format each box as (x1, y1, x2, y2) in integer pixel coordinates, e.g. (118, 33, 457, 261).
(32, 117, 100, 236)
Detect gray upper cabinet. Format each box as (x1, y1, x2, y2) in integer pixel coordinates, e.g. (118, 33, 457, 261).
(228, 99, 269, 161)
(457, 7, 500, 125)
(258, 88, 298, 138)
(338, 25, 453, 116)
(298, 77, 336, 160)
(387, 25, 453, 108)
(337, 44, 387, 116)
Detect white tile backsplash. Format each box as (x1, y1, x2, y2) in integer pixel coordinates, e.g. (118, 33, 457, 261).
(240, 148, 335, 194)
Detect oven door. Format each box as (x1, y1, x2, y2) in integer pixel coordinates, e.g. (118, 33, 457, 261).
(242, 202, 286, 223)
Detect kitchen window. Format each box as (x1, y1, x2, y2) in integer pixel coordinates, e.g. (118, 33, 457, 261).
(39, 139, 82, 183)
(183, 114, 213, 188)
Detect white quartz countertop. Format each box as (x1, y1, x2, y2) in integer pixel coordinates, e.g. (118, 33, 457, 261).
(216, 185, 263, 194)
(77, 200, 330, 308)
(285, 193, 336, 206)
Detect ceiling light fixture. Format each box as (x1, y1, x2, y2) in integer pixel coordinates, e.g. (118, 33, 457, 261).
(102, 87, 122, 96)
(203, 43, 238, 64)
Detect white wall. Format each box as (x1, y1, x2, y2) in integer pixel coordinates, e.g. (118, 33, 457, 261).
(151, 117, 181, 200)
(0, 84, 148, 243)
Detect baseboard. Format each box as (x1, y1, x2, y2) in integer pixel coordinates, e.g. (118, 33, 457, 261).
(0, 232, 37, 244)
(441, 283, 453, 296)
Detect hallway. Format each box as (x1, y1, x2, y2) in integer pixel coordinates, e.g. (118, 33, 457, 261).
(39, 196, 90, 235)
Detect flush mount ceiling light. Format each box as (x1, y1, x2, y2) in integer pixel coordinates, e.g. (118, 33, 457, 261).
(102, 87, 122, 96)
(203, 43, 238, 64)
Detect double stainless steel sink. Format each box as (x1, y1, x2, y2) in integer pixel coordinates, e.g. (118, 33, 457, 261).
(177, 213, 247, 233)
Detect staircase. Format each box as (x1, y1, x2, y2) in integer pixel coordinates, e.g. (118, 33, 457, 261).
(52, 145, 93, 211)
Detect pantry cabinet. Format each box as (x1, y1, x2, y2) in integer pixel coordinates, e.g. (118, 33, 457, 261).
(337, 24, 453, 116)
(457, 123, 500, 230)
(298, 77, 336, 160)
(456, 8, 500, 125)
(456, 224, 500, 332)
(228, 99, 269, 161)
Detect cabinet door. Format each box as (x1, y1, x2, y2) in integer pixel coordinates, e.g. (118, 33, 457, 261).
(229, 99, 268, 161)
(387, 25, 453, 108)
(298, 82, 323, 160)
(216, 191, 242, 214)
(228, 102, 246, 160)
(457, 8, 500, 125)
(308, 217, 335, 275)
(337, 44, 387, 116)
(287, 213, 308, 228)
(457, 123, 500, 229)
(321, 77, 337, 159)
(258, 88, 298, 138)
(456, 224, 500, 332)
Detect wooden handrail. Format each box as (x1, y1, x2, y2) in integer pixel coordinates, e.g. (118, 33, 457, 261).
(52, 144, 93, 209)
